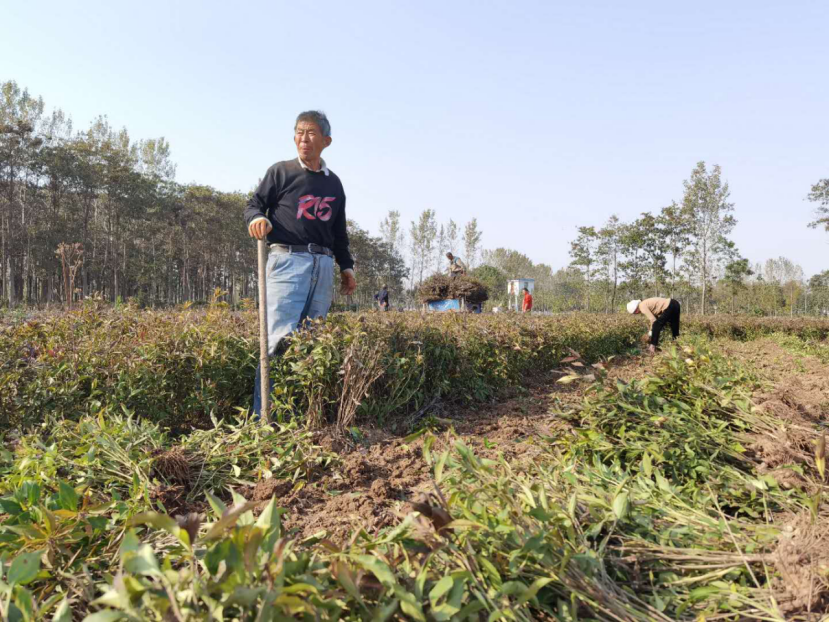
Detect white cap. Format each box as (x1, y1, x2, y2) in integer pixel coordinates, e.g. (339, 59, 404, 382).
(626, 300, 641, 314)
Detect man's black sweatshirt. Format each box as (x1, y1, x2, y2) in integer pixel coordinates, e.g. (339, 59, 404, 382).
(244, 159, 354, 271)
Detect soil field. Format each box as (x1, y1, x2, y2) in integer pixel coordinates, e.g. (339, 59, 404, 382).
(256, 337, 828, 546)
(1, 313, 827, 621)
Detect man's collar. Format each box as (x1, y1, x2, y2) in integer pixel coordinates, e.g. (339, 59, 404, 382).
(297, 157, 329, 176)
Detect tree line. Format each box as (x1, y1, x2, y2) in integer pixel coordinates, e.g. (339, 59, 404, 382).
(0, 81, 417, 309)
(375, 162, 827, 316)
(2, 81, 249, 307)
(557, 163, 827, 316)
(2, 80, 826, 314)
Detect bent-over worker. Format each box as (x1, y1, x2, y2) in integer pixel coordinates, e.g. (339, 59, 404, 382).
(627, 297, 680, 354)
(375, 284, 389, 311)
(244, 110, 356, 417)
(446, 252, 467, 277)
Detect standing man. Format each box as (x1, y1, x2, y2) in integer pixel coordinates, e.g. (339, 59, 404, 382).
(521, 287, 533, 313)
(245, 111, 356, 417)
(375, 284, 390, 311)
(627, 297, 681, 354)
(446, 252, 467, 277)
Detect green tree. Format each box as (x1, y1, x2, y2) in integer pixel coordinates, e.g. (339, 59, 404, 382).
(723, 257, 753, 314)
(807, 178, 828, 232)
(479, 248, 555, 309)
(657, 201, 691, 298)
(619, 222, 645, 297)
(781, 261, 804, 317)
(380, 210, 404, 252)
(481, 247, 535, 278)
(463, 218, 482, 269)
(569, 226, 598, 311)
(762, 257, 803, 316)
(470, 264, 507, 307)
(681, 162, 736, 314)
(596, 215, 622, 312)
(0, 80, 293, 307)
(549, 266, 585, 312)
(337, 220, 408, 308)
(634, 212, 666, 295)
(0, 81, 46, 305)
(409, 209, 437, 286)
(435, 224, 447, 273)
(446, 219, 459, 255)
(807, 271, 828, 316)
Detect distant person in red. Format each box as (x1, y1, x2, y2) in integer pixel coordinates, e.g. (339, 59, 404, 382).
(521, 287, 533, 312)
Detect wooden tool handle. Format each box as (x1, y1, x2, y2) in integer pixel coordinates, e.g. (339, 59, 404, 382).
(257, 238, 270, 420)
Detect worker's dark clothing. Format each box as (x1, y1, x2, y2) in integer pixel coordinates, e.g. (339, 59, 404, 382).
(244, 159, 354, 271)
(245, 158, 353, 419)
(650, 299, 681, 346)
(375, 288, 389, 310)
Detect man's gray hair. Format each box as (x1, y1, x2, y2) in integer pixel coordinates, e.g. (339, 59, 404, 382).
(295, 110, 331, 137)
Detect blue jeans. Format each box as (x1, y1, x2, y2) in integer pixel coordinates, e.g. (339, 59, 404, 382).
(251, 250, 335, 417)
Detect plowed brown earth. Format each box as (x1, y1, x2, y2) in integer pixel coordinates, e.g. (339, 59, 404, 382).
(722, 338, 828, 424)
(719, 339, 829, 486)
(243, 357, 644, 542)
(718, 338, 829, 616)
(239, 339, 830, 617)
(245, 339, 828, 565)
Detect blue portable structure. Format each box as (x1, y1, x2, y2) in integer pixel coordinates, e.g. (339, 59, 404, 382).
(427, 299, 462, 312)
(426, 298, 482, 313)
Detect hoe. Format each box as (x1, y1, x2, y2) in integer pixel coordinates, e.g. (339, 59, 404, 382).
(257, 238, 270, 421)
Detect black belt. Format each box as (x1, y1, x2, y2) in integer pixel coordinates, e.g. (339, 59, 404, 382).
(269, 243, 333, 257)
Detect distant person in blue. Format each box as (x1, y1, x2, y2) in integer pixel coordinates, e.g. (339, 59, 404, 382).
(244, 111, 357, 417)
(446, 252, 467, 277)
(374, 284, 390, 311)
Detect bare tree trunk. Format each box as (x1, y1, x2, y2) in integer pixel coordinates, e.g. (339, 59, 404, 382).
(121, 242, 130, 301)
(26, 236, 35, 305)
(670, 253, 676, 299)
(102, 234, 109, 300)
(0, 212, 5, 306)
(6, 257, 15, 307)
(700, 246, 707, 315)
(584, 262, 591, 311)
(790, 284, 795, 317)
(62, 255, 70, 309)
(151, 241, 156, 304)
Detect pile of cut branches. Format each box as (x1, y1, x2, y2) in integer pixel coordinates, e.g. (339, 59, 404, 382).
(417, 274, 489, 304)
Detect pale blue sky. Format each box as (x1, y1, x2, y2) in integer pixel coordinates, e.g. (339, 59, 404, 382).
(4, 0, 828, 275)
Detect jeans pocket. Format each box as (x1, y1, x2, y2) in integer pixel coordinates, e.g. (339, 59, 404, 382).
(320, 255, 335, 289)
(322, 254, 334, 274)
(268, 252, 287, 277)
